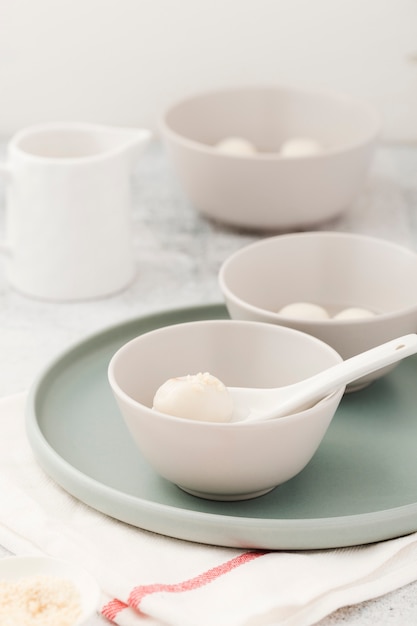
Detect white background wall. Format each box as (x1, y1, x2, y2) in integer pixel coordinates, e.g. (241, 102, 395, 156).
(0, 0, 416, 141)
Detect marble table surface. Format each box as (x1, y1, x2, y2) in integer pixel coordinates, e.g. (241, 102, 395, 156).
(0, 138, 417, 625)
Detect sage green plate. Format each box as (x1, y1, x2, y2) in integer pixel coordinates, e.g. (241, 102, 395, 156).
(26, 304, 417, 550)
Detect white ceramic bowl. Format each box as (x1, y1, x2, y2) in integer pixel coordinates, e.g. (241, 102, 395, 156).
(160, 85, 380, 230)
(108, 320, 344, 501)
(219, 231, 417, 389)
(0, 556, 100, 626)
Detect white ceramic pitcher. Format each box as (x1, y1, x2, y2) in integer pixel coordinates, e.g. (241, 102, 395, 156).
(0, 122, 151, 300)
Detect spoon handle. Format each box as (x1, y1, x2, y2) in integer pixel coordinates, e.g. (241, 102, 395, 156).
(263, 333, 417, 420)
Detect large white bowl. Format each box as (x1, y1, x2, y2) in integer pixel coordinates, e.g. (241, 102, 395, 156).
(219, 231, 417, 388)
(108, 320, 344, 501)
(160, 85, 380, 230)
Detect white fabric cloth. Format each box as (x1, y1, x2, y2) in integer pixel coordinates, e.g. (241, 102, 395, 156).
(1, 392, 417, 626)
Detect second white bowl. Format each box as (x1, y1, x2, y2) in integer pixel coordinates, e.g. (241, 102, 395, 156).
(219, 232, 417, 388)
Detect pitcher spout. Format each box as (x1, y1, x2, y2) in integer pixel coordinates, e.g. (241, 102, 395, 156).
(115, 127, 153, 164)
(106, 126, 152, 151)
(94, 125, 152, 162)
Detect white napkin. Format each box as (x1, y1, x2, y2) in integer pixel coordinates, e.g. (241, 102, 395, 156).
(1, 393, 417, 626)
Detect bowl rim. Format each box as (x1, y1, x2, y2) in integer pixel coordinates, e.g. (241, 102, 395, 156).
(218, 231, 417, 326)
(159, 83, 381, 160)
(108, 318, 344, 429)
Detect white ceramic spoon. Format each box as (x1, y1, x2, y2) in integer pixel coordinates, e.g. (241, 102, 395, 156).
(229, 333, 417, 422)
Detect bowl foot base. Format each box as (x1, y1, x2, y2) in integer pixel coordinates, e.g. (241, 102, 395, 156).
(177, 485, 275, 501)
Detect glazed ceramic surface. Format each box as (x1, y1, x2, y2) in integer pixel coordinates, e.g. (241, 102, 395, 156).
(219, 231, 417, 388)
(0, 122, 151, 300)
(228, 334, 417, 421)
(160, 85, 380, 230)
(108, 318, 344, 500)
(25, 305, 417, 550)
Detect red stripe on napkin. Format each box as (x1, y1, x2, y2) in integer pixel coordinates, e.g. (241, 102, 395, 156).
(102, 550, 266, 621)
(102, 598, 129, 621)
